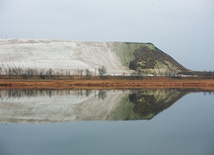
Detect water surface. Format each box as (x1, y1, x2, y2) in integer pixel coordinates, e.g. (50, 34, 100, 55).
(0, 89, 213, 155)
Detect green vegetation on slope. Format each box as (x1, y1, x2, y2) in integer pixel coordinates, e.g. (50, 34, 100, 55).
(110, 42, 189, 75)
(110, 42, 155, 68)
(129, 46, 189, 74)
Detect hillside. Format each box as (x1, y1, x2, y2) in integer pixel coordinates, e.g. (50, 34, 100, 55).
(129, 45, 189, 75)
(0, 39, 189, 76)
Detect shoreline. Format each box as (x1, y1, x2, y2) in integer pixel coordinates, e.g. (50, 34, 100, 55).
(1, 77, 214, 90)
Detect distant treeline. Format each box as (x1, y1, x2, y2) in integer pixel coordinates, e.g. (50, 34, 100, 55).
(179, 71, 214, 78)
(0, 66, 107, 80)
(0, 66, 214, 80)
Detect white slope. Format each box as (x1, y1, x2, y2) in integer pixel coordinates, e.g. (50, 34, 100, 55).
(0, 39, 130, 75)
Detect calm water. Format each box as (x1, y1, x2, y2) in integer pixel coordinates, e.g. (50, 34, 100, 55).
(0, 89, 214, 155)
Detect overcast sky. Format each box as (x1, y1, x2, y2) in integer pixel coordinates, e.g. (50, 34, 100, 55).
(0, 0, 214, 71)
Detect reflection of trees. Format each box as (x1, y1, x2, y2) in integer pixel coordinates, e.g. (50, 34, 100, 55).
(0, 89, 108, 99)
(98, 90, 107, 100)
(0, 89, 79, 99)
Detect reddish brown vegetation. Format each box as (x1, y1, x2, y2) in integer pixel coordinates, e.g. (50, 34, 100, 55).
(1, 77, 214, 90)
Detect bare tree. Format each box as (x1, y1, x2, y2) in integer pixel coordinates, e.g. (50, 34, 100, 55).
(98, 66, 107, 78)
(85, 69, 91, 79)
(46, 68, 53, 77)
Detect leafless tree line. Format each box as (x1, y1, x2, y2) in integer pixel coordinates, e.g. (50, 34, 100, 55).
(0, 66, 107, 79)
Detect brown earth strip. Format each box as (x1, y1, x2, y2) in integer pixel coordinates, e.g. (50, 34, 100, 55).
(1, 77, 214, 90)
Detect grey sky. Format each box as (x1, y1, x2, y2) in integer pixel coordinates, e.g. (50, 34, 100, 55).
(0, 0, 214, 71)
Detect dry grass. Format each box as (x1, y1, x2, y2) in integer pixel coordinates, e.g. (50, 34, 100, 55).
(1, 77, 214, 90)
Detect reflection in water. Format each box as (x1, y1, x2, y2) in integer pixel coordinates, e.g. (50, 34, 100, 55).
(0, 89, 213, 123)
(128, 89, 188, 120)
(0, 89, 106, 99)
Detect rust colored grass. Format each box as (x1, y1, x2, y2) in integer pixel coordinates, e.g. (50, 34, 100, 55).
(1, 77, 214, 90)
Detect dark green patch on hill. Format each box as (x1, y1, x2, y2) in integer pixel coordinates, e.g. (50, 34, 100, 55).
(128, 44, 189, 74)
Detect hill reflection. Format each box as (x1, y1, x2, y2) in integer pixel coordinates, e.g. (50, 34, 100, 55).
(0, 89, 213, 123)
(128, 89, 188, 120)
